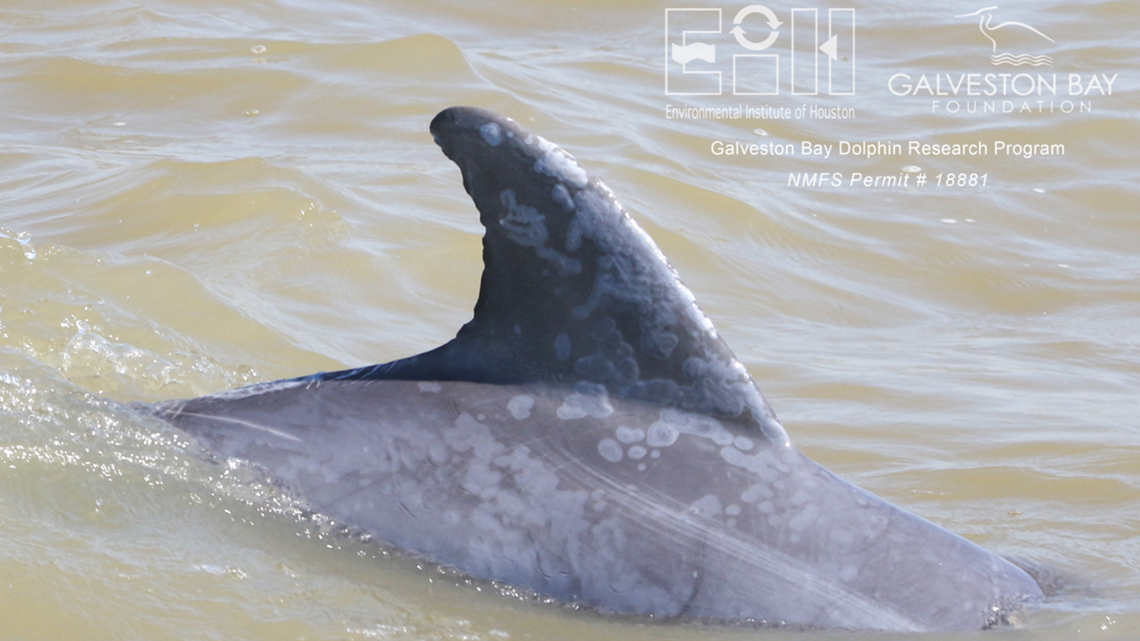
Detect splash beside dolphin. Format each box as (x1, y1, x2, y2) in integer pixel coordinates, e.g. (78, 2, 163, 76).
(145, 106, 1043, 631)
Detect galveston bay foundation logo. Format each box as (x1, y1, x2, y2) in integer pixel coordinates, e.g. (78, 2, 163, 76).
(888, 6, 1117, 115)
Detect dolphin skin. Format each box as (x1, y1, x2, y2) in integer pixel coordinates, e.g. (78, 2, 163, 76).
(147, 106, 1043, 631)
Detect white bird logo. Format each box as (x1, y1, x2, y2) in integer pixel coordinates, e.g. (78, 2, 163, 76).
(957, 6, 1055, 66)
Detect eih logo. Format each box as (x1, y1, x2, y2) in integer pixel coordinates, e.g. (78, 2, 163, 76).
(956, 6, 1055, 67)
(665, 5, 855, 96)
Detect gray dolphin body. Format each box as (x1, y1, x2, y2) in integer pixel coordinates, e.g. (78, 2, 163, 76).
(147, 107, 1042, 631)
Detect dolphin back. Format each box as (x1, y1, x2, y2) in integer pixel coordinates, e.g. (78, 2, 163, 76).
(146, 107, 1043, 631)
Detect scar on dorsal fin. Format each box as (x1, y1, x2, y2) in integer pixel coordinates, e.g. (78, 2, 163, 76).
(311, 107, 786, 442)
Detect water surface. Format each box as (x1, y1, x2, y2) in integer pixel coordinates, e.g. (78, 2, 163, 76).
(1, 1, 1138, 639)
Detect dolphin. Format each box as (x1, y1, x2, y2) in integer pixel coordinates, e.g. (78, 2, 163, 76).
(144, 106, 1043, 631)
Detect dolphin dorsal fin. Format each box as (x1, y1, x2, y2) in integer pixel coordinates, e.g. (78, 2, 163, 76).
(318, 107, 784, 440)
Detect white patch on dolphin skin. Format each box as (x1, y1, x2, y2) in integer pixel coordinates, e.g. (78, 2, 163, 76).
(428, 441, 449, 466)
(535, 246, 582, 276)
(499, 189, 548, 247)
(480, 122, 502, 146)
(556, 391, 614, 419)
(565, 216, 583, 253)
(646, 422, 678, 448)
(597, 438, 623, 463)
(534, 135, 555, 153)
(689, 494, 722, 518)
(554, 333, 571, 361)
(462, 456, 502, 500)
(680, 357, 751, 418)
(499, 189, 581, 276)
(674, 280, 716, 335)
(615, 426, 644, 444)
(648, 408, 733, 448)
(725, 504, 741, 516)
(535, 147, 588, 189)
(734, 436, 754, 451)
(742, 482, 775, 503)
(506, 395, 535, 420)
(627, 445, 647, 460)
(789, 503, 821, 532)
(442, 413, 499, 457)
(418, 382, 443, 393)
(432, 409, 606, 590)
(551, 183, 575, 213)
(591, 490, 608, 512)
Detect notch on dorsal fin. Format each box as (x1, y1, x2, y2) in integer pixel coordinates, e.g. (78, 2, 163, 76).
(314, 107, 785, 441)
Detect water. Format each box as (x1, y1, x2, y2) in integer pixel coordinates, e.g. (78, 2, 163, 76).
(1, 0, 1138, 638)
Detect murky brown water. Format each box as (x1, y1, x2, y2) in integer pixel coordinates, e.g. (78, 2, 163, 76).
(1, 1, 1137, 639)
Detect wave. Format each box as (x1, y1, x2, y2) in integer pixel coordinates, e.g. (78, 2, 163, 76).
(990, 53, 1053, 67)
